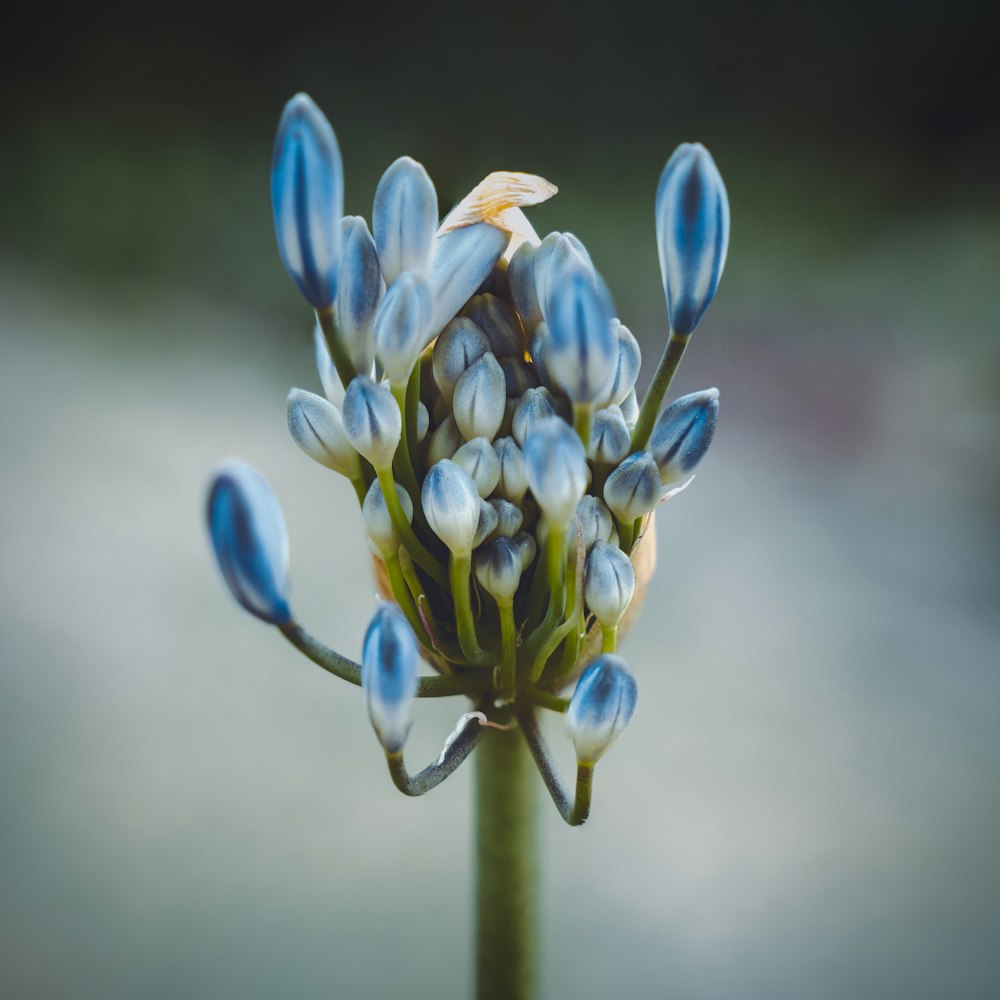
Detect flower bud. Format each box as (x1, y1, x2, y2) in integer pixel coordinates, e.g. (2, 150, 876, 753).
(603, 451, 662, 521)
(362, 478, 413, 558)
(528, 325, 561, 394)
(585, 541, 636, 629)
(342, 376, 401, 470)
(428, 223, 510, 340)
(535, 232, 594, 315)
(372, 156, 438, 285)
(649, 388, 719, 484)
(523, 417, 588, 526)
(566, 655, 638, 764)
(422, 459, 482, 554)
(619, 389, 639, 428)
(602, 320, 641, 406)
(373, 271, 433, 386)
(416, 401, 430, 443)
(426, 414, 465, 467)
(452, 437, 501, 498)
(511, 386, 556, 447)
(588, 405, 631, 466)
(453, 352, 506, 441)
(500, 356, 540, 398)
(270, 93, 343, 308)
(513, 531, 538, 571)
(493, 437, 528, 504)
(473, 498, 499, 549)
(507, 241, 543, 332)
(474, 536, 523, 604)
(286, 388, 361, 479)
(575, 495, 614, 552)
(362, 603, 419, 753)
(206, 460, 291, 625)
(432, 318, 491, 405)
(655, 143, 730, 335)
(464, 293, 525, 358)
(335, 216, 382, 376)
(489, 499, 523, 538)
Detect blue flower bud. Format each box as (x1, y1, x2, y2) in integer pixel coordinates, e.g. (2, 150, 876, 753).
(588, 405, 631, 465)
(335, 216, 383, 376)
(489, 498, 523, 539)
(584, 541, 636, 629)
(655, 143, 730, 335)
(427, 414, 465, 467)
(575, 495, 614, 552)
(270, 93, 343, 309)
(493, 437, 529, 504)
(463, 293, 525, 358)
(507, 241, 543, 332)
(474, 536, 524, 603)
(534, 232, 594, 316)
(341, 376, 402, 470)
(362, 603, 419, 753)
(523, 417, 589, 526)
(422, 459, 482, 554)
(567, 655, 638, 764)
(432, 318, 491, 405)
(428, 223, 510, 340)
(453, 352, 506, 441)
(649, 388, 720, 484)
(372, 156, 438, 285)
(511, 386, 556, 447)
(286, 388, 361, 479)
(206, 460, 291, 625)
(373, 271, 433, 386)
(602, 320, 641, 407)
(453, 437, 502, 498)
(473, 497, 499, 549)
(362, 478, 413, 558)
(603, 451, 662, 521)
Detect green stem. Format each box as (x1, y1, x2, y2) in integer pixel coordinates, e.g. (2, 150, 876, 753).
(390, 382, 423, 511)
(475, 730, 538, 1000)
(630, 329, 690, 451)
(349, 475, 368, 508)
(450, 551, 491, 666)
(375, 466, 447, 586)
(498, 600, 517, 701)
(601, 624, 618, 653)
(384, 551, 428, 645)
(572, 402, 592, 452)
(617, 517, 635, 554)
(315, 306, 359, 390)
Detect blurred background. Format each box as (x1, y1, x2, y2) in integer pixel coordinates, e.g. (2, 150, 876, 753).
(2, 1, 998, 997)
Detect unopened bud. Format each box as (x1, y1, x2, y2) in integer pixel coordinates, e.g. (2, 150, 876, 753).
(453, 352, 506, 441)
(489, 499, 523, 538)
(603, 451, 662, 521)
(507, 241, 543, 332)
(362, 478, 413, 558)
(373, 156, 438, 285)
(566, 655, 638, 764)
(620, 389, 639, 428)
(286, 388, 361, 479)
(432, 318, 491, 405)
(464, 293, 525, 358)
(373, 271, 432, 386)
(426, 414, 465, 467)
(475, 536, 523, 603)
(584, 541, 636, 629)
(453, 437, 502, 498)
(602, 320, 641, 406)
(649, 388, 719, 484)
(342, 376, 401, 470)
(493, 437, 529, 504)
(575, 495, 614, 552)
(511, 386, 556, 446)
(473, 498, 499, 549)
(422, 459, 482, 554)
(523, 417, 588, 526)
(335, 216, 382, 376)
(362, 603, 418, 753)
(588, 405, 631, 465)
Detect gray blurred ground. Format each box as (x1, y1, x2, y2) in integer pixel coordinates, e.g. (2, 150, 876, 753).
(1, 182, 999, 1000)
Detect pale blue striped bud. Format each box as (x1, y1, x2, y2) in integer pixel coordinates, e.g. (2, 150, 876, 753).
(422, 459, 481, 554)
(489, 499, 523, 538)
(432, 318, 490, 405)
(362, 603, 419, 753)
(373, 271, 432, 386)
(602, 320, 641, 406)
(655, 143, 730, 335)
(362, 478, 413, 558)
(206, 460, 291, 625)
(500, 356, 540, 398)
(649, 388, 720, 484)
(286, 388, 361, 479)
(473, 498, 499, 549)
(588, 405, 631, 465)
(428, 223, 510, 339)
(585, 541, 636, 629)
(620, 389, 639, 428)
(453, 352, 506, 441)
(335, 216, 382, 376)
(475, 536, 523, 603)
(270, 93, 343, 309)
(464, 294, 525, 358)
(372, 156, 438, 285)
(342, 376, 401, 470)
(523, 417, 588, 526)
(603, 451, 661, 521)
(493, 437, 528, 504)
(575, 495, 614, 552)
(544, 260, 617, 404)
(507, 241, 543, 332)
(426, 415, 465, 467)
(453, 437, 501, 498)
(511, 386, 556, 447)
(535, 232, 594, 316)
(567, 655, 638, 764)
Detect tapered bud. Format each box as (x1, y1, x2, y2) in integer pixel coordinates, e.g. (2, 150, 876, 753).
(286, 388, 361, 479)
(362, 603, 419, 753)
(649, 388, 719, 484)
(620, 389, 639, 428)
(585, 541, 636, 629)
(373, 271, 432, 386)
(511, 386, 556, 446)
(588, 405, 631, 465)
(270, 93, 343, 308)
(507, 241, 543, 332)
(335, 216, 382, 376)
(602, 321, 641, 406)
(464, 294, 525, 358)
(453, 437, 501, 498)
(314, 322, 343, 404)
(489, 499, 523, 538)
(656, 143, 730, 335)
(362, 478, 413, 558)
(500, 356, 540, 398)
(566, 655, 638, 764)
(428, 223, 510, 339)
(523, 417, 588, 526)
(453, 352, 506, 441)
(493, 437, 529, 504)
(373, 156, 438, 285)
(432, 318, 491, 404)
(475, 537, 523, 603)
(422, 459, 481, 554)
(473, 498, 499, 549)
(535, 232, 594, 316)
(575, 495, 614, 552)
(513, 531, 538, 571)
(426, 415, 465, 466)
(206, 460, 291, 625)
(603, 451, 662, 521)
(342, 376, 401, 470)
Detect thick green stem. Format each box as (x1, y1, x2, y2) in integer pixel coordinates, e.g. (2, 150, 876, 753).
(475, 730, 538, 1000)
(573, 402, 592, 452)
(450, 551, 491, 666)
(601, 624, 618, 653)
(630, 329, 690, 451)
(498, 600, 517, 701)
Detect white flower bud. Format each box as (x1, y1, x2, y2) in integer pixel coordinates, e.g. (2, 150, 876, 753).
(373, 271, 433, 386)
(416, 401, 429, 443)
(474, 537, 524, 604)
(575, 495, 614, 552)
(473, 498, 499, 549)
(511, 386, 556, 446)
(432, 317, 490, 404)
(588, 405, 631, 466)
(453, 352, 506, 441)
(534, 231, 594, 316)
(602, 320, 641, 406)
(422, 459, 482, 554)
(426, 414, 465, 467)
(620, 388, 639, 428)
(584, 541, 636, 629)
(513, 531, 538, 572)
(493, 437, 529, 504)
(489, 499, 523, 538)
(286, 388, 361, 479)
(362, 478, 413, 558)
(373, 156, 438, 284)
(523, 417, 588, 526)
(603, 451, 661, 521)
(453, 437, 502, 498)
(341, 375, 402, 470)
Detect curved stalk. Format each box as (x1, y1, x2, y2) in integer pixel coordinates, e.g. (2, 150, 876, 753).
(630, 329, 690, 451)
(450, 551, 492, 667)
